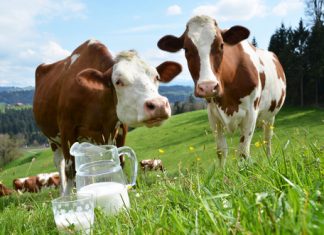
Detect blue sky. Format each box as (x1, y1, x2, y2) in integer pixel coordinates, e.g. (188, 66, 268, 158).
(0, 0, 306, 87)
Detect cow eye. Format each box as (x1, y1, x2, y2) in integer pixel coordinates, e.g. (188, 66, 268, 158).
(155, 75, 160, 81)
(220, 43, 224, 50)
(115, 79, 124, 87)
(184, 48, 188, 53)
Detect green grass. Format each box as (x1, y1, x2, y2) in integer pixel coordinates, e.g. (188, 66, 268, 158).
(0, 107, 323, 234)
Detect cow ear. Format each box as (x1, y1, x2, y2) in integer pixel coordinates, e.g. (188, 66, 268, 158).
(156, 61, 182, 83)
(157, 35, 184, 52)
(222, 26, 250, 45)
(77, 68, 112, 90)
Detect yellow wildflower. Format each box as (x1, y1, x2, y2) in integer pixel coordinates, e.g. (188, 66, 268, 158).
(263, 140, 268, 144)
(255, 141, 262, 148)
(158, 149, 165, 154)
(196, 157, 201, 161)
(189, 146, 195, 152)
(269, 125, 274, 130)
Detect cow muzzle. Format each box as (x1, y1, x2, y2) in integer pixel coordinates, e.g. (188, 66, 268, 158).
(143, 97, 171, 127)
(195, 81, 220, 98)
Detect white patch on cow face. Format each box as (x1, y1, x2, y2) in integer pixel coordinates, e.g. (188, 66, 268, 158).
(112, 56, 166, 127)
(187, 16, 218, 84)
(70, 54, 80, 66)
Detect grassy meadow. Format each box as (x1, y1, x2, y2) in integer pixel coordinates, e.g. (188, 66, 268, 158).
(0, 107, 323, 234)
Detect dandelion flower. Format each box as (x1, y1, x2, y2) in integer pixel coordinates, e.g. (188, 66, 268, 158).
(158, 149, 165, 154)
(255, 141, 262, 148)
(189, 146, 195, 152)
(196, 157, 201, 161)
(269, 125, 274, 130)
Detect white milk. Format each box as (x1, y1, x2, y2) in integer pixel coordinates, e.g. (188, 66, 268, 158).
(79, 182, 130, 215)
(54, 211, 93, 234)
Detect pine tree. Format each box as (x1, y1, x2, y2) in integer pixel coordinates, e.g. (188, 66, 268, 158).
(251, 36, 258, 47)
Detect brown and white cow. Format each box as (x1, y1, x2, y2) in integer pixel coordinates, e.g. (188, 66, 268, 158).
(36, 172, 59, 189)
(158, 15, 286, 167)
(33, 39, 182, 195)
(140, 159, 164, 171)
(0, 182, 14, 197)
(24, 176, 40, 193)
(47, 174, 61, 188)
(13, 177, 28, 192)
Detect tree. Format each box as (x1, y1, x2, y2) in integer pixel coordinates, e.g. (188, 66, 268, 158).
(0, 134, 24, 167)
(251, 36, 258, 47)
(292, 19, 310, 106)
(306, 21, 324, 106)
(305, 0, 324, 24)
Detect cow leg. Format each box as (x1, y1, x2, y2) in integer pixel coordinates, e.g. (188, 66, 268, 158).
(207, 104, 227, 168)
(238, 110, 258, 159)
(53, 147, 69, 195)
(263, 116, 275, 157)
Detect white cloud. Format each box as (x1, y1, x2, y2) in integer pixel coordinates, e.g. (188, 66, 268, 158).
(0, 0, 86, 87)
(192, 0, 267, 21)
(272, 0, 304, 17)
(166, 5, 182, 16)
(40, 41, 71, 64)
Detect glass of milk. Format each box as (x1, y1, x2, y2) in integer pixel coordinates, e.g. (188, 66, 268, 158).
(52, 193, 94, 234)
(76, 160, 130, 216)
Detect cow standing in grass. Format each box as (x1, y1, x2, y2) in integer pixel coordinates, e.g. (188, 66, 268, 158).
(33, 39, 182, 195)
(158, 15, 286, 166)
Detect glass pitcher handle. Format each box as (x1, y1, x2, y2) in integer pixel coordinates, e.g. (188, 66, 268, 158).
(117, 146, 138, 187)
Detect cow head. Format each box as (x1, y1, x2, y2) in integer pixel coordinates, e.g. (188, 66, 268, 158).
(158, 15, 249, 98)
(77, 50, 182, 127)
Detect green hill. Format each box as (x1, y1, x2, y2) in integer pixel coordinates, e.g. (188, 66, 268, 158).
(0, 107, 323, 234)
(1, 107, 323, 186)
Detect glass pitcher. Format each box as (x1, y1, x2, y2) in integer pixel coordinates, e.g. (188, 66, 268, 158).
(76, 161, 130, 215)
(70, 142, 138, 187)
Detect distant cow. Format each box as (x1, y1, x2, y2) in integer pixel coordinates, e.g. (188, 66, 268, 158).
(33, 39, 182, 195)
(158, 15, 286, 166)
(13, 177, 28, 192)
(140, 159, 164, 172)
(47, 174, 60, 188)
(23, 176, 40, 193)
(0, 182, 13, 197)
(36, 172, 59, 188)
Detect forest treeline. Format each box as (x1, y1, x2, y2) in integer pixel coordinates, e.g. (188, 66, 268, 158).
(267, 0, 324, 106)
(0, 107, 47, 145)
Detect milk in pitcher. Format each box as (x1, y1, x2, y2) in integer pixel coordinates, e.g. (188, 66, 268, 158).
(79, 182, 130, 215)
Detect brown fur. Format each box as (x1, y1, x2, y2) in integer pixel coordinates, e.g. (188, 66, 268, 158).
(13, 178, 25, 191)
(0, 183, 14, 197)
(47, 175, 61, 188)
(33, 40, 126, 180)
(23, 176, 40, 193)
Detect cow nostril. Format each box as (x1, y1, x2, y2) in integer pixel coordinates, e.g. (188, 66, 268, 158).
(146, 102, 155, 111)
(198, 85, 204, 92)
